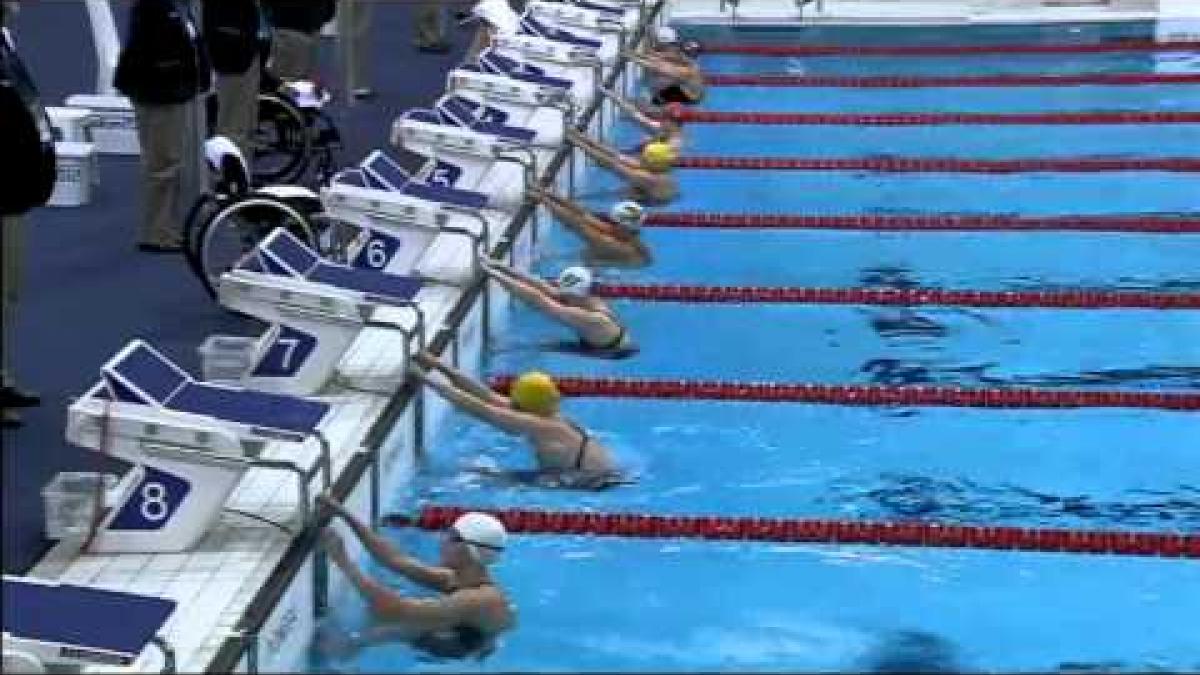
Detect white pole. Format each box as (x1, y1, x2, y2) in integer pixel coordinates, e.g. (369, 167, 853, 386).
(84, 0, 121, 95)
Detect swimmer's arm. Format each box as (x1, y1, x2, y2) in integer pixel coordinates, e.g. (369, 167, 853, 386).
(326, 502, 457, 592)
(418, 374, 540, 436)
(557, 214, 636, 255)
(415, 354, 509, 407)
(600, 87, 659, 131)
(333, 550, 472, 631)
(511, 285, 609, 332)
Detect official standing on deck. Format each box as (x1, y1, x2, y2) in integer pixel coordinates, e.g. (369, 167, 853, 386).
(261, 0, 335, 81)
(203, 0, 270, 163)
(115, 0, 213, 253)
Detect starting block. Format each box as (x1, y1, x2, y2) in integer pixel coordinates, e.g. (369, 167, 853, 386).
(61, 340, 332, 553)
(2, 576, 177, 672)
(322, 150, 505, 265)
(208, 228, 430, 396)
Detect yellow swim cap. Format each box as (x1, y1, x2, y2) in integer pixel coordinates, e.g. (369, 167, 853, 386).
(641, 142, 677, 173)
(510, 371, 561, 416)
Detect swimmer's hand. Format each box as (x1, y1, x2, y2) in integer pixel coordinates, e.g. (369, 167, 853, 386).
(320, 528, 349, 566)
(317, 491, 353, 522)
(412, 350, 438, 369)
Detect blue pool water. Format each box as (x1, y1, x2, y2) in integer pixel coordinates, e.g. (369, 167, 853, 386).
(311, 21, 1200, 673)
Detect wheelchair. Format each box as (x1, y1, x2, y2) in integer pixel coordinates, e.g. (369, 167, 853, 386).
(183, 137, 341, 299)
(252, 73, 342, 186)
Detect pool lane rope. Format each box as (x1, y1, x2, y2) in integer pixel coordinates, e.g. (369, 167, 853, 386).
(704, 72, 1200, 88)
(673, 110, 1200, 126)
(385, 506, 1200, 559)
(675, 156, 1200, 173)
(488, 376, 1200, 410)
(589, 283, 1200, 310)
(639, 213, 1200, 233)
(699, 39, 1200, 57)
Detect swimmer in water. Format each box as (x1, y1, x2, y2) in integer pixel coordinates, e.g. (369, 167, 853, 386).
(408, 352, 630, 489)
(479, 255, 637, 359)
(526, 187, 652, 266)
(564, 128, 679, 205)
(626, 27, 706, 105)
(318, 495, 515, 660)
(599, 88, 686, 154)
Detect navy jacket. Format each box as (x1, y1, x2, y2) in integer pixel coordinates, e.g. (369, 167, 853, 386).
(204, 0, 271, 75)
(114, 0, 213, 104)
(261, 0, 336, 34)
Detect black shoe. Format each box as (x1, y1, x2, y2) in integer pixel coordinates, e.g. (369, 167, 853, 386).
(416, 41, 451, 54)
(0, 385, 40, 408)
(137, 242, 183, 254)
(1, 409, 21, 429)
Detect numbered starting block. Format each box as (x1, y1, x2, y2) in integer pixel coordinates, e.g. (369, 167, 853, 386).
(390, 109, 543, 211)
(526, 1, 630, 50)
(322, 150, 507, 262)
(2, 576, 177, 673)
(461, 49, 595, 110)
(207, 228, 433, 396)
(62, 340, 332, 553)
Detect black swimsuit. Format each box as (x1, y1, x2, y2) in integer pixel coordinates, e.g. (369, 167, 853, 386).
(574, 310, 638, 359)
(411, 581, 497, 660)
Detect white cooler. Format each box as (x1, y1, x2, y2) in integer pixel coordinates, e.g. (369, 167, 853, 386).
(48, 142, 97, 207)
(63, 93, 140, 155)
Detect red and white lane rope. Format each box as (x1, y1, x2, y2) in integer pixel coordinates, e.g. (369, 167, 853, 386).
(640, 213, 1200, 233)
(387, 506, 1200, 558)
(488, 376, 1200, 410)
(589, 283, 1200, 310)
(676, 156, 1200, 173)
(673, 110, 1200, 126)
(700, 39, 1200, 57)
(704, 72, 1200, 88)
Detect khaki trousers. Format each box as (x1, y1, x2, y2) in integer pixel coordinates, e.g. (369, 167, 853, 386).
(1, 214, 22, 387)
(270, 28, 319, 80)
(134, 101, 204, 247)
(215, 56, 261, 164)
(336, 0, 372, 94)
(414, 4, 446, 46)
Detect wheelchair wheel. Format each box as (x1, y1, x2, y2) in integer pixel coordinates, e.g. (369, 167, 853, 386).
(194, 197, 317, 299)
(182, 194, 224, 284)
(253, 94, 311, 184)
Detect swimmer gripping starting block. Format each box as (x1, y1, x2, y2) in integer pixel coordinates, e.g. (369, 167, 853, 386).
(209, 228, 430, 396)
(2, 576, 176, 672)
(63, 340, 332, 553)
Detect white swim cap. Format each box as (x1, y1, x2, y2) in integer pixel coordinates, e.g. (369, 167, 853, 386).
(655, 26, 679, 44)
(471, 0, 520, 35)
(557, 266, 594, 295)
(609, 201, 646, 230)
(452, 512, 507, 565)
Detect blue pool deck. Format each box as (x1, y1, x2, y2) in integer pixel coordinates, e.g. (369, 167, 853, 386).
(1, 1, 478, 577)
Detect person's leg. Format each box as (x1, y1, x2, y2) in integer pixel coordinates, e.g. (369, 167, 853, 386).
(179, 95, 208, 222)
(270, 28, 316, 80)
(134, 103, 188, 248)
(414, 3, 448, 50)
(215, 57, 262, 165)
(1, 215, 22, 389)
(337, 0, 373, 98)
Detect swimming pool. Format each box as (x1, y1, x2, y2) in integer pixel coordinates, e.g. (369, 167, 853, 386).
(312, 20, 1200, 673)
